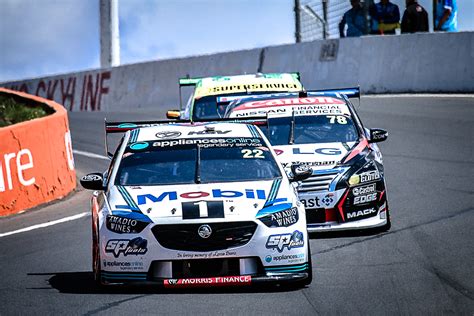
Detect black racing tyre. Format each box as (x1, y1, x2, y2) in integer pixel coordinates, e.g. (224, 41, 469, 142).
(303, 237, 313, 286)
(92, 219, 102, 285)
(291, 236, 312, 288)
(380, 208, 391, 232)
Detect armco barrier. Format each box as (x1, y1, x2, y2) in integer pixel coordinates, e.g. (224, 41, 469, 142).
(1, 32, 473, 112)
(0, 88, 76, 216)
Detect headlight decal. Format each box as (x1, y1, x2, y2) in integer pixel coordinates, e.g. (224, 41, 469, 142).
(342, 138, 368, 164)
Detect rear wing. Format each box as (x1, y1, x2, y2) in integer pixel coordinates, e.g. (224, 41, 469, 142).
(104, 117, 267, 158)
(306, 87, 360, 99)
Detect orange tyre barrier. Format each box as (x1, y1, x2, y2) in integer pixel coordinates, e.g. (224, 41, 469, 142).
(0, 88, 76, 216)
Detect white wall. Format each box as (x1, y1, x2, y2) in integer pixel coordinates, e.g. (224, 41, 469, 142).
(2, 32, 472, 112)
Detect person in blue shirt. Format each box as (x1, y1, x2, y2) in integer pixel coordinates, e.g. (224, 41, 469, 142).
(435, 0, 457, 32)
(339, 0, 368, 38)
(370, 0, 400, 35)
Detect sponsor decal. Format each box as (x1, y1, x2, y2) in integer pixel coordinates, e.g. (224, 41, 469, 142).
(282, 161, 336, 168)
(102, 260, 144, 270)
(321, 193, 334, 207)
(105, 237, 148, 258)
(1, 148, 35, 192)
(300, 196, 321, 208)
(129, 142, 149, 150)
(176, 250, 237, 259)
(137, 188, 266, 205)
(197, 224, 212, 238)
(106, 215, 149, 234)
(266, 230, 304, 253)
(209, 83, 299, 94)
(293, 147, 342, 155)
(265, 253, 305, 264)
(164, 276, 251, 287)
(259, 207, 299, 228)
(188, 130, 231, 135)
(153, 137, 262, 148)
(352, 183, 376, 196)
(353, 193, 377, 205)
(274, 149, 284, 156)
(182, 201, 224, 219)
(346, 207, 377, 220)
(81, 174, 101, 182)
(155, 131, 182, 139)
(359, 170, 380, 183)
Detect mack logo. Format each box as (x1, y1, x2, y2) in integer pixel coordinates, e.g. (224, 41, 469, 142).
(188, 130, 231, 135)
(293, 147, 342, 155)
(266, 230, 304, 253)
(137, 189, 266, 205)
(347, 208, 377, 219)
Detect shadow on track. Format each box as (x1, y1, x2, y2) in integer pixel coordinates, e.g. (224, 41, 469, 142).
(27, 272, 303, 294)
(309, 226, 388, 240)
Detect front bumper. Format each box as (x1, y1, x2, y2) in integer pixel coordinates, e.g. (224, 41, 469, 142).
(100, 271, 309, 287)
(307, 208, 388, 232)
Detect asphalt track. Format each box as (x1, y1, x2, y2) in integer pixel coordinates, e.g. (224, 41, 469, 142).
(1, 95, 473, 315)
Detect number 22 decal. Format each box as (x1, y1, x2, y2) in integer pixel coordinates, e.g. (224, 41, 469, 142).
(241, 149, 264, 158)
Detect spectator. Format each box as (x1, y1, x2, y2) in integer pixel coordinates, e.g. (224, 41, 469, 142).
(401, 0, 429, 33)
(370, 0, 400, 35)
(435, 0, 457, 32)
(339, 0, 368, 38)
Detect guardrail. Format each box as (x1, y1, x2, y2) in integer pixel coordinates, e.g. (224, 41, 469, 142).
(0, 88, 76, 216)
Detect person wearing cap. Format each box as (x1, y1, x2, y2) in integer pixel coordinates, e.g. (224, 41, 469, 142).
(339, 0, 368, 38)
(370, 0, 400, 35)
(435, 0, 457, 32)
(401, 0, 429, 33)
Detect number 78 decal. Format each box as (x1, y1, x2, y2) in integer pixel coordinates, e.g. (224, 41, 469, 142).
(182, 201, 225, 219)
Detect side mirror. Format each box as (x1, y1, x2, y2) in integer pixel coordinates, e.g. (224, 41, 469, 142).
(166, 110, 181, 120)
(369, 128, 388, 143)
(80, 173, 105, 190)
(290, 164, 313, 182)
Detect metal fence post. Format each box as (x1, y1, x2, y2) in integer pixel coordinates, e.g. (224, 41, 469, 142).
(295, 0, 302, 43)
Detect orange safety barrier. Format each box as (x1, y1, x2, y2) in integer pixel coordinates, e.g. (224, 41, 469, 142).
(0, 88, 76, 216)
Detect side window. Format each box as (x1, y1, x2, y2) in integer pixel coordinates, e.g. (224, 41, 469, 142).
(103, 137, 124, 186)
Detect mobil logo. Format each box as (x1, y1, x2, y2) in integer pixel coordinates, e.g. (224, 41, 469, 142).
(137, 188, 267, 205)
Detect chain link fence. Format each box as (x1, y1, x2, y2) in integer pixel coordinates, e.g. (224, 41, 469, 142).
(297, 0, 351, 41)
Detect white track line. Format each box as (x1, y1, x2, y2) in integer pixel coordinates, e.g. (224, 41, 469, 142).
(73, 149, 109, 160)
(0, 212, 89, 238)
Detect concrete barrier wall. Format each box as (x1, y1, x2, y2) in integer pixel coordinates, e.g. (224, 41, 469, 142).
(1, 32, 473, 112)
(0, 88, 76, 216)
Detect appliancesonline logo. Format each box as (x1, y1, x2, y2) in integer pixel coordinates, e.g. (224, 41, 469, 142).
(137, 189, 267, 205)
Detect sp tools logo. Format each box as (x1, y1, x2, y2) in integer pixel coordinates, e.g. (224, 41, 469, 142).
(266, 230, 304, 253)
(105, 237, 148, 258)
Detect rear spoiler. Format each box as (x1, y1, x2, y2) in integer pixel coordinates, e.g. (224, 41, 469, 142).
(306, 87, 360, 99)
(104, 117, 267, 158)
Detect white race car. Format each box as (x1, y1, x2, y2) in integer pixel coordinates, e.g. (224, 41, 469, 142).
(225, 89, 391, 233)
(80, 121, 312, 287)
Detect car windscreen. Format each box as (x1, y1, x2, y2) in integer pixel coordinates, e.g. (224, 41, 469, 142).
(259, 115, 359, 145)
(115, 139, 281, 186)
